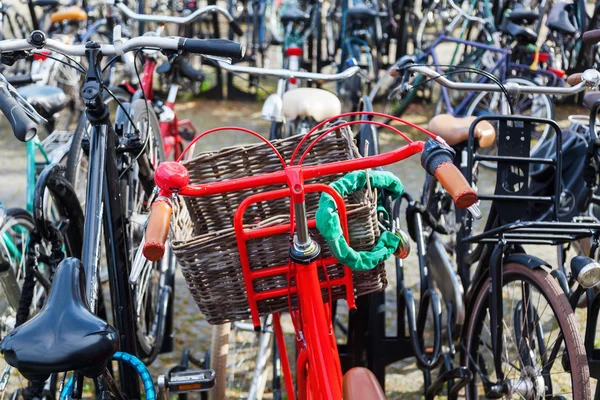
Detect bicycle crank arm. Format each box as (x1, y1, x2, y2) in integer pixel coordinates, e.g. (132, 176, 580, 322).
(157, 369, 216, 400)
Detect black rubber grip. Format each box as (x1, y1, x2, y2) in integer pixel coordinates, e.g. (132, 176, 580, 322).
(583, 29, 600, 45)
(0, 86, 37, 142)
(230, 19, 244, 37)
(179, 60, 205, 82)
(178, 38, 245, 59)
(6, 74, 34, 87)
(420, 139, 454, 175)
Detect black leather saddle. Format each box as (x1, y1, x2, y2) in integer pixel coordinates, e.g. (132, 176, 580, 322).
(347, 2, 378, 21)
(546, 4, 577, 35)
(17, 85, 68, 120)
(508, 7, 539, 25)
(281, 4, 310, 24)
(500, 21, 537, 43)
(0, 258, 119, 382)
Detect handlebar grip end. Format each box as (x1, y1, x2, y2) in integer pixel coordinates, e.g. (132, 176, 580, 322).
(0, 86, 37, 142)
(143, 241, 166, 262)
(435, 163, 478, 209)
(421, 139, 477, 209)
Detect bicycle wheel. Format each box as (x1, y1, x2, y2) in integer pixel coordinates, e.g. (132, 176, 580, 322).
(464, 77, 554, 170)
(0, 208, 38, 337)
(121, 99, 173, 362)
(210, 318, 274, 400)
(463, 262, 590, 399)
(66, 87, 132, 208)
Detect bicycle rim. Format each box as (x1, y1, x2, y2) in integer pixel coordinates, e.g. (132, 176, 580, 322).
(464, 262, 590, 399)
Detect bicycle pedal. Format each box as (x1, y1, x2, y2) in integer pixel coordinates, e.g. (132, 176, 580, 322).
(158, 369, 215, 399)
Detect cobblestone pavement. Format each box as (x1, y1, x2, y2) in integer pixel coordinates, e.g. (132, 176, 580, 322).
(0, 97, 598, 398)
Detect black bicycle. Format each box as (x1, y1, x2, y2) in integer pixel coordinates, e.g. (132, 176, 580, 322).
(0, 30, 244, 399)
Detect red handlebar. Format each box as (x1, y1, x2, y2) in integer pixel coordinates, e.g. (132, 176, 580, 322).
(170, 141, 425, 197)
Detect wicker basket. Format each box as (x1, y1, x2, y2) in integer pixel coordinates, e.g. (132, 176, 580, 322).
(171, 125, 388, 325)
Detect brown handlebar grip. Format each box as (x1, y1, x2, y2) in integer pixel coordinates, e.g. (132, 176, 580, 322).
(389, 68, 400, 77)
(583, 29, 600, 46)
(143, 199, 172, 261)
(434, 162, 478, 209)
(566, 73, 583, 86)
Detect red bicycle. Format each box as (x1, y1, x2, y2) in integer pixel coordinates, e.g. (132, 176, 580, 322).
(142, 112, 478, 399)
(112, 0, 244, 160)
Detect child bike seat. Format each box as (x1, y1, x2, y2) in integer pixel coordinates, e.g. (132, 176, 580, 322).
(0, 258, 119, 382)
(343, 367, 386, 400)
(428, 114, 496, 148)
(17, 85, 68, 120)
(50, 6, 88, 24)
(282, 88, 342, 122)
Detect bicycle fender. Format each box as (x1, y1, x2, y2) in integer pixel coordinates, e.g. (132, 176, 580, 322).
(503, 253, 551, 270)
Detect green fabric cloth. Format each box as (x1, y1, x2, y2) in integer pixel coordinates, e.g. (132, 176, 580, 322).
(316, 170, 404, 271)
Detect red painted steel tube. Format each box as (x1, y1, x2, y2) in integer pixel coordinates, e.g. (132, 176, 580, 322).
(176, 141, 424, 197)
(297, 347, 309, 400)
(273, 313, 296, 400)
(233, 184, 355, 326)
(296, 260, 343, 399)
(253, 277, 348, 301)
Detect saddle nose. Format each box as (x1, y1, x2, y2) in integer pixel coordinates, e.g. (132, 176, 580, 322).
(1, 258, 119, 381)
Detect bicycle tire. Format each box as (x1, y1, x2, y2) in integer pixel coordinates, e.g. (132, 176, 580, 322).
(66, 87, 132, 206)
(121, 99, 172, 362)
(463, 262, 590, 399)
(465, 77, 554, 170)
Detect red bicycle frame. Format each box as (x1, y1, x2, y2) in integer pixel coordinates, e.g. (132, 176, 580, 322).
(155, 137, 424, 399)
(146, 111, 474, 399)
(122, 56, 197, 160)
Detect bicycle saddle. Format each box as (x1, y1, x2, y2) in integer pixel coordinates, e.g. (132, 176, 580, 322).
(428, 114, 496, 148)
(282, 88, 341, 122)
(343, 367, 386, 400)
(584, 92, 600, 109)
(508, 6, 540, 25)
(0, 258, 119, 382)
(500, 21, 537, 43)
(49, 6, 88, 24)
(347, 2, 378, 20)
(546, 5, 577, 35)
(281, 5, 309, 24)
(17, 85, 68, 120)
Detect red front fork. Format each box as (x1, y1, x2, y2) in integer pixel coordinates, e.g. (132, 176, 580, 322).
(296, 260, 343, 399)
